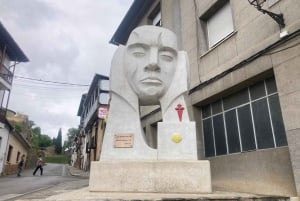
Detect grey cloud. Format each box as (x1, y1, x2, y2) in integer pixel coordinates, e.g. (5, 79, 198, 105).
(2, 0, 133, 138)
(0, 0, 58, 29)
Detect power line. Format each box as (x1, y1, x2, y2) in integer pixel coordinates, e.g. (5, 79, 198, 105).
(11, 91, 83, 99)
(14, 75, 90, 87)
(13, 83, 89, 90)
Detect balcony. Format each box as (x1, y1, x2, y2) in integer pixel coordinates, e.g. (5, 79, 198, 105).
(0, 63, 13, 87)
(0, 107, 6, 123)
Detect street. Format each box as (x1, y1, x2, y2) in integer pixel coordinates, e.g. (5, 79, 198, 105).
(0, 163, 88, 201)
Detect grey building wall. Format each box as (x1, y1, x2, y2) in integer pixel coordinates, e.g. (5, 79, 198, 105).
(272, 35, 300, 195)
(160, 0, 300, 196)
(122, 0, 300, 196)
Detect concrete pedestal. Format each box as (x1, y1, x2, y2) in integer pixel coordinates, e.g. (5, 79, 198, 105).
(89, 160, 212, 193)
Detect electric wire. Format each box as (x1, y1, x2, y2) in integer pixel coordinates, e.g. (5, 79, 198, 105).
(13, 82, 89, 90)
(14, 75, 90, 86)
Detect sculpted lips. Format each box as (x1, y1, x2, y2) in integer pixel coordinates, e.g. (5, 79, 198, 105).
(140, 77, 162, 85)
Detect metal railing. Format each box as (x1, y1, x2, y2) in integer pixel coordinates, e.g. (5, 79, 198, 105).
(0, 63, 13, 84)
(0, 107, 6, 123)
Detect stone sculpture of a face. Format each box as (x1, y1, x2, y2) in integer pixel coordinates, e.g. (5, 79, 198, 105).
(124, 26, 178, 105)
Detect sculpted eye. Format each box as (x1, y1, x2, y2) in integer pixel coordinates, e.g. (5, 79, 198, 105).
(159, 51, 174, 62)
(128, 45, 147, 58)
(132, 52, 145, 57)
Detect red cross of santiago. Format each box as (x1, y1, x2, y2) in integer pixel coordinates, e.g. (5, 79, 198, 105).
(175, 104, 184, 122)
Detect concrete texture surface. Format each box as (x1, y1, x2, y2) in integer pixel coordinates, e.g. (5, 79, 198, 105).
(89, 160, 211, 193)
(46, 187, 290, 201)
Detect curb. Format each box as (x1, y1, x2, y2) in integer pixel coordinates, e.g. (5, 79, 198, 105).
(66, 165, 90, 178)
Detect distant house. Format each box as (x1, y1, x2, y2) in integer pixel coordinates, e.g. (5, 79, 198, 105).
(0, 22, 29, 175)
(74, 74, 109, 171)
(4, 110, 31, 174)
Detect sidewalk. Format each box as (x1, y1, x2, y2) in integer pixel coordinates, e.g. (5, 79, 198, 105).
(66, 165, 90, 178)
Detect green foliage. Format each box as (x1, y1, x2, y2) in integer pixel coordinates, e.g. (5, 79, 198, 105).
(31, 126, 41, 148)
(32, 127, 41, 135)
(39, 134, 53, 148)
(44, 154, 70, 164)
(29, 120, 35, 128)
(14, 123, 24, 133)
(31, 125, 53, 148)
(63, 128, 78, 151)
(55, 128, 62, 154)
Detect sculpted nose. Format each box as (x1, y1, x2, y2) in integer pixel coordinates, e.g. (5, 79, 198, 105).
(145, 48, 160, 72)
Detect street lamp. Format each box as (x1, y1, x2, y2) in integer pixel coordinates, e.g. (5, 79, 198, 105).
(248, 0, 285, 28)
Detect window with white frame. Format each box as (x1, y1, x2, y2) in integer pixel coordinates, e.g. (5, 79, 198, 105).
(202, 76, 287, 157)
(206, 1, 234, 48)
(152, 11, 161, 26)
(99, 93, 109, 105)
(148, 3, 161, 27)
(99, 80, 109, 91)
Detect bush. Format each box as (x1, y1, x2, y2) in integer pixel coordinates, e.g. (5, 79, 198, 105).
(44, 154, 70, 164)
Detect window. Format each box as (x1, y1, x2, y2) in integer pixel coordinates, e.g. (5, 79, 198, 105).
(7, 145, 13, 162)
(205, 1, 234, 48)
(99, 93, 109, 105)
(152, 11, 161, 26)
(202, 77, 287, 157)
(99, 80, 109, 91)
(16, 151, 20, 162)
(148, 3, 161, 27)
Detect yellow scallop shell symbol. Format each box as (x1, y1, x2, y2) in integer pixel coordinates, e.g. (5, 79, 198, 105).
(172, 133, 182, 143)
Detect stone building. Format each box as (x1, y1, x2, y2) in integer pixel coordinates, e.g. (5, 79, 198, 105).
(110, 0, 300, 197)
(0, 22, 29, 175)
(74, 74, 109, 170)
(3, 110, 31, 174)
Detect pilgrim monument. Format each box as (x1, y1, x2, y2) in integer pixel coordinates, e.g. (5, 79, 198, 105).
(89, 26, 211, 193)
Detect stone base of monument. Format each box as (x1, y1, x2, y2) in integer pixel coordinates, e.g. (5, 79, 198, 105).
(46, 188, 292, 201)
(89, 160, 211, 193)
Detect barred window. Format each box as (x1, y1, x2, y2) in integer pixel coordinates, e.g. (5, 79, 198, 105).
(202, 77, 287, 157)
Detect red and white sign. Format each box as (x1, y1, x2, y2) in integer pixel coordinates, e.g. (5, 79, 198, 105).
(98, 107, 108, 119)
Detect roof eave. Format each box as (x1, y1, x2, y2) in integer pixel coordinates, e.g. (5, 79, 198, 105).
(109, 0, 155, 46)
(0, 22, 29, 62)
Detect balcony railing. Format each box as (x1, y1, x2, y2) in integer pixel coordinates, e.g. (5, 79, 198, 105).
(0, 107, 7, 123)
(0, 63, 13, 85)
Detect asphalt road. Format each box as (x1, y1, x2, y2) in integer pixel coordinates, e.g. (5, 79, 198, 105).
(0, 163, 88, 201)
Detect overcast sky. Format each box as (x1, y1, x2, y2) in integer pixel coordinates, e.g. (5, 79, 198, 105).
(0, 0, 133, 141)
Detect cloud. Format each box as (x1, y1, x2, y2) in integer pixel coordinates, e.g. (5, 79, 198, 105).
(0, 0, 133, 139)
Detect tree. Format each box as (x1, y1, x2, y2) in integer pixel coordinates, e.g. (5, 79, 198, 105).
(55, 128, 62, 154)
(63, 128, 78, 151)
(31, 126, 42, 148)
(39, 134, 53, 148)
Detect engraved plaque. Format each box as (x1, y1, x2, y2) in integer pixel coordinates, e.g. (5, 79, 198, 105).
(114, 134, 134, 148)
